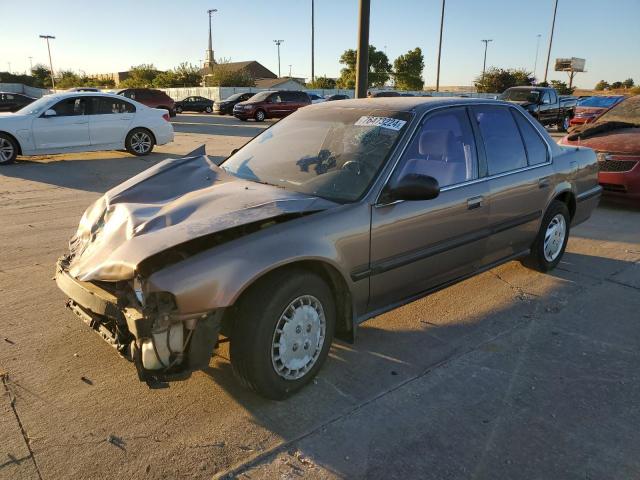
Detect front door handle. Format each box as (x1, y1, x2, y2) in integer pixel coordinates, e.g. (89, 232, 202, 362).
(538, 177, 551, 189)
(467, 196, 484, 210)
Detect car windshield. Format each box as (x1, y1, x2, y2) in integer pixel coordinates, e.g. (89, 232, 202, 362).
(225, 92, 250, 101)
(243, 91, 271, 102)
(578, 96, 622, 108)
(500, 89, 540, 102)
(222, 107, 413, 202)
(16, 95, 53, 114)
(595, 96, 640, 125)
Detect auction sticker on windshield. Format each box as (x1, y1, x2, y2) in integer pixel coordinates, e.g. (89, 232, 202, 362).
(355, 116, 407, 131)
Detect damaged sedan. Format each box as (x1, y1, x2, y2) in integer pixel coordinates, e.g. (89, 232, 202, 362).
(56, 98, 601, 399)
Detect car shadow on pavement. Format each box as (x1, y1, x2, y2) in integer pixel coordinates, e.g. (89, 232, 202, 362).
(197, 251, 640, 479)
(0, 152, 226, 194)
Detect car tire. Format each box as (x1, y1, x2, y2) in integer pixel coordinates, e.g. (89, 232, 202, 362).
(125, 128, 155, 156)
(0, 133, 18, 165)
(525, 200, 570, 272)
(230, 269, 336, 400)
(254, 109, 266, 122)
(558, 115, 570, 132)
(175, 106, 183, 114)
(205, 106, 213, 113)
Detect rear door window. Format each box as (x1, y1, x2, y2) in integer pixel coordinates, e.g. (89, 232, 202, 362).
(91, 97, 136, 114)
(472, 106, 527, 175)
(512, 110, 548, 165)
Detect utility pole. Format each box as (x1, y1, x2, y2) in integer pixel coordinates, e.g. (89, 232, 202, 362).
(543, 0, 559, 83)
(28, 56, 33, 73)
(7, 62, 10, 74)
(273, 40, 284, 77)
(355, 0, 370, 98)
(533, 33, 542, 82)
(39, 35, 56, 90)
(435, 0, 446, 92)
(311, 0, 315, 82)
(289, 65, 292, 77)
(205, 9, 217, 69)
(481, 39, 493, 87)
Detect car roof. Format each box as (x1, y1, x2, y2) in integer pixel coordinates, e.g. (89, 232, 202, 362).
(38, 91, 139, 101)
(311, 96, 505, 113)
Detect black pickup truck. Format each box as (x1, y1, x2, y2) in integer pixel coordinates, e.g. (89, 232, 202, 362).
(500, 86, 577, 132)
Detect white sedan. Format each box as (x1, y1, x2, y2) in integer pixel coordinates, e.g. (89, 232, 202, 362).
(0, 92, 174, 165)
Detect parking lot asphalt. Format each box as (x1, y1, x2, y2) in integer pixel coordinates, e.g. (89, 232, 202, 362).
(1, 113, 639, 480)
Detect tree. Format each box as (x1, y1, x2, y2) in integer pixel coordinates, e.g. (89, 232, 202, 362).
(594, 80, 609, 91)
(393, 47, 424, 91)
(622, 78, 635, 89)
(204, 64, 255, 87)
(610, 81, 623, 89)
(119, 64, 160, 88)
(55, 70, 81, 89)
(474, 68, 534, 93)
(31, 64, 52, 88)
(549, 80, 575, 95)
(307, 76, 336, 89)
(336, 45, 391, 89)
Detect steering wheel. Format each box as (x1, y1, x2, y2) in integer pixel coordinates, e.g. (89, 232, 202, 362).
(341, 160, 364, 175)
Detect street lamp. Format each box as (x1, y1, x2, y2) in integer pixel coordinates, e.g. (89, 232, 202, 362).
(206, 9, 217, 67)
(39, 35, 56, 90)
(533, 33, 542, 81)
(311, 0, 315, 82)
(273, 40, 284, 77)
(355, 0, 370, 98)
(28, 56, 33, 73)
(481, 39, 493, 87)
(543, 0, 559, 83)
(435, 0, 446, 92)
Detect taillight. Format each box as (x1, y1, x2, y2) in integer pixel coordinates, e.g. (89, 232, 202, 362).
(162, 113, 170, 122)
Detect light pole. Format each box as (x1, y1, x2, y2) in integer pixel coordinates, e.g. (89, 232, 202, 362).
(39, 35, 56, 90)
(273, 40, 284, 77)
(543, 0, 558, 83)
(355, 0, 370, 98)
(533, 33, 542, 81)
(435, 0, 446, 92)
(7, 62, 10, 74)
(206, 9, 217, 67)
(481, 39, 493, 87)
(311, 0, 315, 82)
(28, 56, 33, 73)
(289, 65, 292, 77)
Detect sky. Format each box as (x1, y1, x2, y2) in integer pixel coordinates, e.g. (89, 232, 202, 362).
(1, 0, 639, 89)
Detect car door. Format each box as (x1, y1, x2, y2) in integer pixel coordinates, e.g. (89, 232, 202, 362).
(32, 96, 90, 150)
(266, 93, 285, 117)
(470, 105, 554, 265)
(88, 96, 135, 147)
(537, 91, 553, 124)
(368, 107, 490, 311)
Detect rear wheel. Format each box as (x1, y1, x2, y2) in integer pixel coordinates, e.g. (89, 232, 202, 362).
(230, 269, 336, 400)
(205, 105, 213, 113)
(0, 134, 18, 165)
(525, 200, 570, 272)
(254, 109, 266, 122)
(125, 128, 155, 156)
(175, 105, 183, 114)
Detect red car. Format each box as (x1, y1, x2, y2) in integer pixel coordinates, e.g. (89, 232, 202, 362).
(233, 90, 310, 122)
(570, 95, 625, 127)
(561, 96, 640, 201)
(116, 88, 176, 117)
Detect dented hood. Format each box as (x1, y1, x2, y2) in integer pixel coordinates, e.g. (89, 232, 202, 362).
(67, 153, 337, 281)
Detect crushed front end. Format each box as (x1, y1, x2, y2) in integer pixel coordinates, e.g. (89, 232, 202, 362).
(55, 255, 221, 383)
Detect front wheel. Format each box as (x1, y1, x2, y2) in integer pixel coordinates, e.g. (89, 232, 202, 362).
(230, 270, 336, 400)
(525, 200, 570, 272)
(125, 128, 155, 156)
(175, 106, 183, 114)
(0, 133, 18, 165)
(254, 109, 266, 122)
(558, 115, 570, 132)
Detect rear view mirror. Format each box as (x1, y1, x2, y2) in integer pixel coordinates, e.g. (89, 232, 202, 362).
(43, 109, 57, 118)
(388, 174, 440, 202)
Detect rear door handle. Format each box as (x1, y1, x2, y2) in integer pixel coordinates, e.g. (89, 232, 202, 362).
(538, 177, 551, 189)
(467, 196, 484, 210)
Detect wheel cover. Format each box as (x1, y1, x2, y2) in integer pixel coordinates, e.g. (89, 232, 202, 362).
(131, 132, 151, 154)
(256, 111, 265, 120)
(271, 295, 326, 380)
(543, 213, 566, 262)
(0, 138, 14, 162)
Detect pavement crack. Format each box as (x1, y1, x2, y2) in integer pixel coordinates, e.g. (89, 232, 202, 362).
(490, 270, 539, 301)
(2, 373, 43, 480)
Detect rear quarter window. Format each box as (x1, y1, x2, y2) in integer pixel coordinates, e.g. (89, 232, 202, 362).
(512, 110, 548, 165)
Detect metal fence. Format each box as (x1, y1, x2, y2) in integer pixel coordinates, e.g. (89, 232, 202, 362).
(0, 83, 51, 98)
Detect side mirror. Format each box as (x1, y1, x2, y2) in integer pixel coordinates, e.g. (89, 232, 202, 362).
(388, 174, 440, 202)
(229, 148, 239, 156)
(43, 109, 57, 118)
